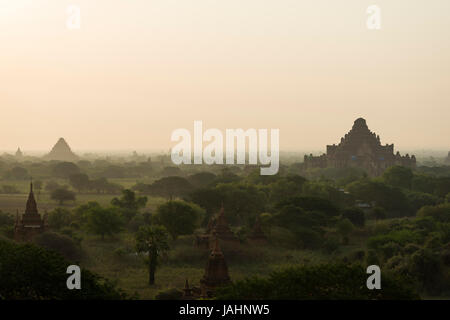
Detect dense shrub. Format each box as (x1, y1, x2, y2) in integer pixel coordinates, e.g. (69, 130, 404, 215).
(155, 288, 183, 300)
(342, 207, 365, 227)
(0, 211, 13, 227)
(33, 232, 81, 261)
(367, 229, 423, 251)
(0, 239, 128, 299)
(417, 203, 450, 223)
(216, 264, 419, 300)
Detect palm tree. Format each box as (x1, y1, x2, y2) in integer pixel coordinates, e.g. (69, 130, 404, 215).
(135, 225, 169, 285)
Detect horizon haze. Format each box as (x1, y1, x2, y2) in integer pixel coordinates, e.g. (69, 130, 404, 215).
(1, 0, 449, 151)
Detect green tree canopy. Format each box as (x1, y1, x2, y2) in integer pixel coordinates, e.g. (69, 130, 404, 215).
(51, 188, 76, 205)
(111, 189, 147, 222)
(187, 172, 217, 189)
(417, 203, 450, 223)
(0, 239, 128, 299)
(51, 162, 81, 179)
(337, 218, 354, 244)
(111, 189, 147, 211)
(342, 207, 365, 227)
(48, 208, 72, 230)
(405, 191, 439, 213)
(5, 167, 29, 180)
(268, 175, 307, 203)
(155, 200, 203, 239)
(73, 201, 101, 226)
(69, 173, 90, 193)
(215, 182, 267, 225)
(346, 180, 412, 217)
(383, 166, 414, 190)
(142, 176, 193, 198)
(85, 206, 124, 240)
(276, 196, 340, 217)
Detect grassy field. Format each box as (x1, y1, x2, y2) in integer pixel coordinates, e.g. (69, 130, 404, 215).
(0, 178, 167, 214)
(78, 231, 332, 299)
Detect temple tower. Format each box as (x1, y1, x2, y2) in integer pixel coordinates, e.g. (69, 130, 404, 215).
(200, 238, 232, 298)
(303, 118, 416, 176)
(14, 182, 47, 242)
(15, 148, 23, 158)
(211, 205, 238, 243)
(182, 279, 194, 299)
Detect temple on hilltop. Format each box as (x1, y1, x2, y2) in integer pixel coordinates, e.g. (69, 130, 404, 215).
(183, 238, 232, 299)
(303, 118, 416, 176)
(14, 182, 47, 242)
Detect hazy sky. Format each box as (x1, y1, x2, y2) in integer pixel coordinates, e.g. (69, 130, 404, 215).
(1, 0, 449, 152)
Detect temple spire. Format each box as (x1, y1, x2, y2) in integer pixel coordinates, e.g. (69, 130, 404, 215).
(24, 178, 38, 216)
(211, 205, 238, 242)
(212, 237, 221, 254)
(15, 178, 45, 242)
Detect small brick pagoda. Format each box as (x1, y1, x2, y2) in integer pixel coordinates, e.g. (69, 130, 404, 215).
(195, 204, 239, 249)
(211, 205, 239, 243)
(183, 238, 232, 299)
(200, 238, 232, 297)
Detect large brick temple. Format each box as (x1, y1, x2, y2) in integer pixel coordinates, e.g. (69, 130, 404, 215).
(303, 118, 416, 176)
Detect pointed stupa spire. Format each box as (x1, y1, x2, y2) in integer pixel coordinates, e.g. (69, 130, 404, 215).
(182, 278, 194, 299)
(352, 118, 368, 130)
(211, 205, 238, 242)
(16, 147, 23, 157)
(24, 179, 39, 216)
(212, 236, 222, 254)
(200, 236, 231, 296)
(14, 180, 45, 241)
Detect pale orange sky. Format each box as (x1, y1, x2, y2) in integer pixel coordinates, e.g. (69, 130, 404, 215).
(1, 0, 449, 152)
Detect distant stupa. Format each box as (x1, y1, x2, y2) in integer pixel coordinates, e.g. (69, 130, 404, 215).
(445, 151, 450, 164)
(15, 147, 23, 157)
(44, 138, 79, 162)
